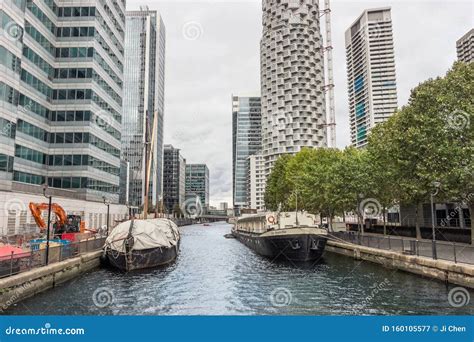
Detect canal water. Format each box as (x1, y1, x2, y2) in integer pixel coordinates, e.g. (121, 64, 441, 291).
(7, 222, 473, 315)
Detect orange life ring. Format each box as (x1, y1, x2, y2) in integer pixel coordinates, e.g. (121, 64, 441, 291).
(267, 216, 276, 224)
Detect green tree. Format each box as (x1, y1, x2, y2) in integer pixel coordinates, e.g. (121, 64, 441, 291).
(367, 62, 473, 239)
(264, 154, 294, 211)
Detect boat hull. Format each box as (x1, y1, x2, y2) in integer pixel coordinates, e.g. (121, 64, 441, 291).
(233, 229, 327, 262)
(106, 243, 179, 272)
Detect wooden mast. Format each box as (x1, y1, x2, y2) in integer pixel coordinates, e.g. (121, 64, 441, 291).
(143, 110, 158, 219)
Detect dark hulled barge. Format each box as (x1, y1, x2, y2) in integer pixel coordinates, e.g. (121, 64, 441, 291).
(104, 218, 180, 272)
(232, 212, 327, 262)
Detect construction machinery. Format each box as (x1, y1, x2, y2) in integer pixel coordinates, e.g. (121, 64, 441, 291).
(29, 202, 87, 236)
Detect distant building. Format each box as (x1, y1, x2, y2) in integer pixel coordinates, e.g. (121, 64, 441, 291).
(345, 7, 398, 148)
(232, 96, 261, 210)
(219, 202, 229, 211)
(247, 153, 265, 211)
(163, 145, 186, 214)
(185, 164, 209, 209)
(457, 28, 473, 63)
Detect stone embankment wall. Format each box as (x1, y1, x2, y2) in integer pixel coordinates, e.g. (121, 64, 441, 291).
(0, 251, 101, 310)
(326, 240, 474, 289)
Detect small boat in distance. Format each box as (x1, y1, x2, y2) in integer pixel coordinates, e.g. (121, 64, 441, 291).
(232, 212, 328, 262)
(104, 218, 180, 272)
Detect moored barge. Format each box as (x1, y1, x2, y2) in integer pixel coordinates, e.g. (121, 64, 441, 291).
(232, 212, 327, 262)
(104, 218, 180, 272)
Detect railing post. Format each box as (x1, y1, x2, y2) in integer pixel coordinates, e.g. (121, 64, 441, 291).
(416, 240, 419, 256)
(29, 251, 33, 270)
(453, 243, 457, 264)
(10, 251, 14, 276)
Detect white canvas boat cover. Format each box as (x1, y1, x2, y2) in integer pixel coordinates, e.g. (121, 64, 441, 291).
(105, 219, 180, 252)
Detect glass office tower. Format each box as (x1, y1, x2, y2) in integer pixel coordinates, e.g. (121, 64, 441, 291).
(232, 95, 261, 209)
(122, 9, 166, 210)
(0, 0, 126, 203)
(185, 164, 209, 210)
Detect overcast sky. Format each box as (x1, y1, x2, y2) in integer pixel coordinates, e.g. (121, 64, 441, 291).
(127, 0, 473, 207)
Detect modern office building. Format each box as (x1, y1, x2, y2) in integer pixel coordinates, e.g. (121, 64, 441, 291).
(162, 144, 186, 214)
(260, 0, 327, 175)
(247, 152, 265, 211)
(232, 95, 261, 209)
(457, 28, 473, 63)
(345, 7, 398, 148)
(0, 0, 129, 234)
(185, 164, 209, 209)
(122, 9, 166, 211)
(118, 159, 129, 206)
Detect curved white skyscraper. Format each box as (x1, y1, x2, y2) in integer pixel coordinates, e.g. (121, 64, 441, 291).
(260, 0, 327, 173)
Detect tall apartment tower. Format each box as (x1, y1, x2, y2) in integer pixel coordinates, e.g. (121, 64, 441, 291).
(122, 10, 166, 210)
(457, 28, 473, 63)
(0, 0, 125, 202)
(232, 95, 261, 209)
(260, 0, 327, 174)
(185, 164, 209, 210)
(162, 145, 186, 214)
(345, 7, 398, 148)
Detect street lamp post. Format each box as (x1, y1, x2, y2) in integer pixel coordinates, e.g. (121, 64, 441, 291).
(42, 184, 52, 265)
(357, 193, 364, 240)
(430, 181, 441, 260)
(103, 196, 110, 236)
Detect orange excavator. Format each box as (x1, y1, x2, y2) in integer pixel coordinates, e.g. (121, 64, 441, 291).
(29, 202, 86, 236)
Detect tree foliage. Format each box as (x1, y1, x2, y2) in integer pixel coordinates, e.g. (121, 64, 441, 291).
(264, 62, 473, 232)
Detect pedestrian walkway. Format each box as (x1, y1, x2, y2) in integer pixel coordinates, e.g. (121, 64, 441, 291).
(330, 232, 474, 265)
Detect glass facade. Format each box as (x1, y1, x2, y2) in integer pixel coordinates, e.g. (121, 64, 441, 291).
(162, 145, 186, 214)
(122, 10, 166, 209)
(185, 164, 210, 209)
(0, 0, 125, 203)
(232, 96, 261, 208)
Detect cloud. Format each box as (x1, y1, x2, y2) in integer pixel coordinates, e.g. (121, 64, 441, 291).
(127, 0, 473, 207)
